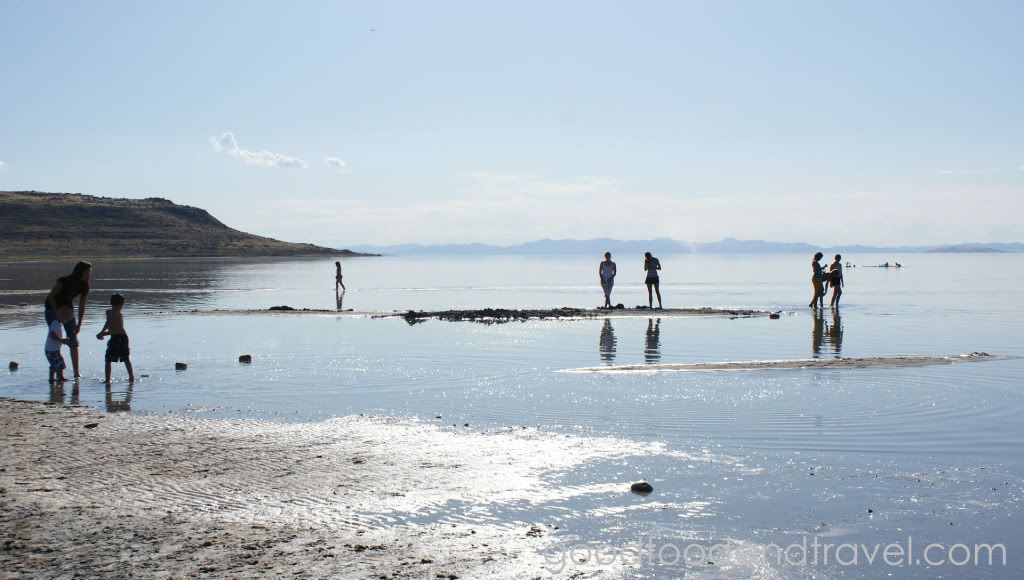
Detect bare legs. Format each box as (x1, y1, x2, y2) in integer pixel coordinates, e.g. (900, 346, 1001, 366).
(647, 282, 662, 309)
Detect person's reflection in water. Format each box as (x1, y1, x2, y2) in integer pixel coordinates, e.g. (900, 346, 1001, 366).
(812, 309, 825, 358)
(644, 318, 662, 364)
(48, 382, 65, 404)
(826, 309, 843, 358)
(599, 318, 617, 364)
(105, 382, 133, 413)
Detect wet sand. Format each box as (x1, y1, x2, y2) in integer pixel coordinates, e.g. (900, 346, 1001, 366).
(0, 398, 646, 578)
(562, 352, 1011, 373)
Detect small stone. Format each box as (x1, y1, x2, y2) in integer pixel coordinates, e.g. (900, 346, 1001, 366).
(175, 362, 188, 370)
(867, 508, 873, 513)
(8, 361, 18, 371)
(630, 481, 654, 494)
(238, 354, 252, 364)
(769, 313, 781, 319)
(84, 423, 99, 429)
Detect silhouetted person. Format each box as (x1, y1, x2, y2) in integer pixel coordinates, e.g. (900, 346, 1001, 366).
(644, 318, 662, 364)
(644, 252, 662, 309)
(335, 261, 346, 292)
(809, 252, 825, 309)
(599, 252, 617, 308)
(45, 261, 92, 378)
(336, 287, 345, 311)
(829, 254, 844, 307)
(599, 319, 617, 363)
(96, 293, 134, 384)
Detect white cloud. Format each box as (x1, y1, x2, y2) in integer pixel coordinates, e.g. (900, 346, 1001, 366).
(326, 157, 348, 170)
(210, 132, 308, 168)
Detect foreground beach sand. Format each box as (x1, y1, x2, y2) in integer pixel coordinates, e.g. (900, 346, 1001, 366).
(0, 398, 649, 578)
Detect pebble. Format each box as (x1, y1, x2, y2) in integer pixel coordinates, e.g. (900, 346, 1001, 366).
(8, 361, 18, 371)
(175, 362, 188, 370)
(238, 355, 252, 364)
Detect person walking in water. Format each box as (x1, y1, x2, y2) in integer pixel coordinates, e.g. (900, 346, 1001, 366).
(335, 262, 346, 292)
(598, 252, 617, 308)
(644, 252, 662, 309)
(809, 252, 825, 309)
(829, 254, 844, 307)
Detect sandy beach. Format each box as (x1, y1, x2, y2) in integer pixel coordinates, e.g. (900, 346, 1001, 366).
(0, 398, 666, 578)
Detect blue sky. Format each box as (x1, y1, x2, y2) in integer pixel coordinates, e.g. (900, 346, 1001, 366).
(1, 0, 1021, 247)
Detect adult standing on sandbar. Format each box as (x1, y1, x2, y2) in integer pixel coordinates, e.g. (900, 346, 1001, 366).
(44, 261, 92, 378)
(335, 261, 346, 292)
(599, 252, 617, 308)
(644, 251, 662, 309)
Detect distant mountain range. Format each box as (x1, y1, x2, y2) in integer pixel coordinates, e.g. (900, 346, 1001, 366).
(350, 237, 1024, 256)
(0, 191, 372, 259)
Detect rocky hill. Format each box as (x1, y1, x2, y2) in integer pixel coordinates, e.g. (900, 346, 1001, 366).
(0, 191, 370, 258)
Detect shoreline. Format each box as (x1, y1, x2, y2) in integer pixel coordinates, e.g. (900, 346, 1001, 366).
(0, 398, 638, 578)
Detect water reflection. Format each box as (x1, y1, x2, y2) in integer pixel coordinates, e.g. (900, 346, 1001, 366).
(644, 318, 662, 364)
(812, 310, 843, 358)
(336, 289, 346, 311)
(0, 258, 315, 330)
(599, 319, 616, 363)
(48, 380, 80, 405)
(105, 383, 133, 413)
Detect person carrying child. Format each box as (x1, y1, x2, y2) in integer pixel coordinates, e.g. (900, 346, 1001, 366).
(96, 293, 134, 384)
(45, 305, 74, 383)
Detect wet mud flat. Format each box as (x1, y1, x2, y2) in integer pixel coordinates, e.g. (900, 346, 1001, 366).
(0, 398, 653, 578)
(563, 352, 1013, 373)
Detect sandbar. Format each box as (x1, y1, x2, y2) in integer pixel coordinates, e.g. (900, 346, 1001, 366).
(561, 352, 1012, 373)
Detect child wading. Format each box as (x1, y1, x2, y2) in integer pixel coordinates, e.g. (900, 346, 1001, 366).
(45, 305, 74, 383)
(96, 293, 134, 383)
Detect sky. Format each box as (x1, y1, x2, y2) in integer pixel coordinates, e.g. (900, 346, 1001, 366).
(0, 0, 1021, 248)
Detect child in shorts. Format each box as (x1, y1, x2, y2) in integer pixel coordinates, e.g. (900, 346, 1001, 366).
(45, 305, 74, 383)
(96, 293, 134, 383)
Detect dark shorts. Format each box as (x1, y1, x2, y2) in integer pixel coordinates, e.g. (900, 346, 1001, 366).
(44, 304, 78, 348)
(105, 334, 131, 363)
(601, 278, 614, 294)
(45, 349, 66, 372)
(645, 276, 660, 286)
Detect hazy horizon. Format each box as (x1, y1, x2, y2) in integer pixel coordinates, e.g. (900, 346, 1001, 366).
(1, 1, 1021, 247)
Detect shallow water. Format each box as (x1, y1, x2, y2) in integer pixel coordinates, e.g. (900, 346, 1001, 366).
(1, 254, 1022, 577)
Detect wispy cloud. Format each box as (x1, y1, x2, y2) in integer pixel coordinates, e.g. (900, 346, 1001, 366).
(326, 157, 348, 171)
(937, 168, 999, 175)
(210, 132, 308, 168)
(0, 160, 6, 169)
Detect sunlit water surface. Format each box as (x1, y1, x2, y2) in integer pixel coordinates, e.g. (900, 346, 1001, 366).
(2, 254, 1022, 578)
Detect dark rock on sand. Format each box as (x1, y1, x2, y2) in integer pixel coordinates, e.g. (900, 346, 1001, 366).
(238, 355, 252, 364)
(630, 481, 654, 494)
(175, 362, 188, 370)
(269, 305, 295, 311)
(8, 361, 17, 371)
(769, 312, 781, 319)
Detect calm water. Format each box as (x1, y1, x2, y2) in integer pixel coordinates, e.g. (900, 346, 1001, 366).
(1, 254, 1022, 578)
